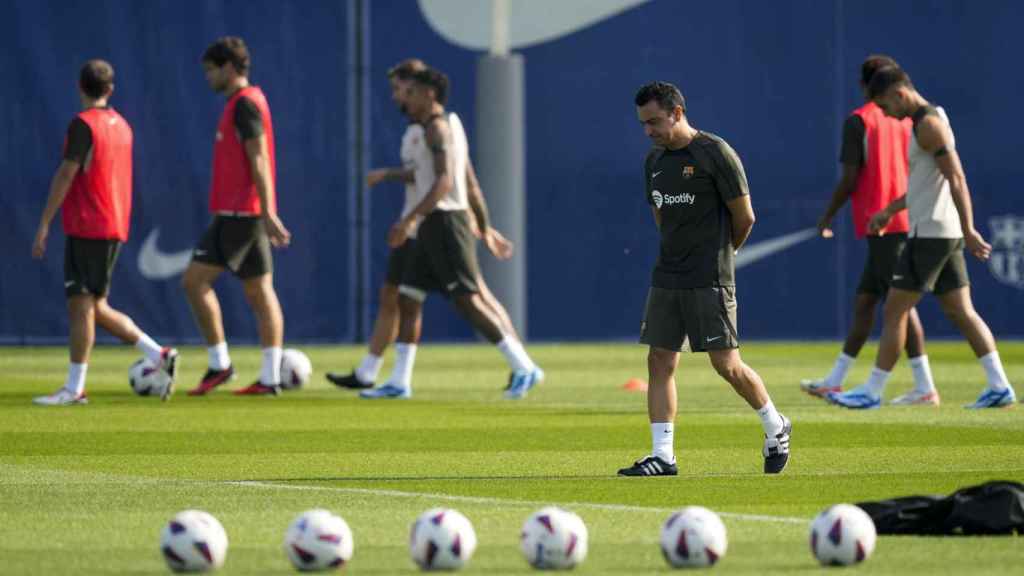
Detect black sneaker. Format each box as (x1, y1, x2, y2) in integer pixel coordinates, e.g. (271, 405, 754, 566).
(325, 370, 374, 390)
(617, 455, 678, 477)
(763, 414, 792, 474)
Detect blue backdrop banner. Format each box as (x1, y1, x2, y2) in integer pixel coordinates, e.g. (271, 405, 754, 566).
(2, 0, 1022, 343)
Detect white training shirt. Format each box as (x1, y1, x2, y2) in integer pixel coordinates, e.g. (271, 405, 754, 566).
(409, 111, 470, 214)
(907, 106, 962, 239)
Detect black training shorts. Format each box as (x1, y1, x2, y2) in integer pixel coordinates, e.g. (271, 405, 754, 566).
(401, 210, 480, 297)
(640, 286, 739, 352)
(857, 233, 908, 295)
(891, 237, 969, 295)
(64, 236, 121, 298)
(192, 215, 273, 278)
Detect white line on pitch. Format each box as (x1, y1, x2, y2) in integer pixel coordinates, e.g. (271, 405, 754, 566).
(223, 480, 807, 525)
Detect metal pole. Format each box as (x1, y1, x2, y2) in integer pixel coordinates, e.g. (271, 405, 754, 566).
(347, 0, 371, 342)
(476, 53, 526, 338)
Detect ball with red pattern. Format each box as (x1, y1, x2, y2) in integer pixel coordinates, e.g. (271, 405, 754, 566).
(519, 506, 589, 569)
(280, 349, 313, 390)
(283, 509, 354, 572)
(409, 508, 477, 571)
(809, 504, 877, 566)
(129, 357, 171, 397)
(160, 510, 228, 572)
(659, 506, 728, 568)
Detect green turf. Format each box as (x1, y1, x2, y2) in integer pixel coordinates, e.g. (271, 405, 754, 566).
(1, 342, 1022, 574)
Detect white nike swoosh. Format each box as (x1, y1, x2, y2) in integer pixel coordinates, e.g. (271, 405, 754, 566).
(706, 336, 722, 342)
(64, 281, 74, 287)
(735, 227, 819, 270)
(138, 228, 192, 280)
(652, 171, 662, 179)
(419, 0, 650, 51)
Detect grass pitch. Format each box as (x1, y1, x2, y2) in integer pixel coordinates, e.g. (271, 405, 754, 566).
(1, 341, 1022, 574)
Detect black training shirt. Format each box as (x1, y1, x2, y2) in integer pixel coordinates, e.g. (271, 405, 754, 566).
(643, 131, 749, 289)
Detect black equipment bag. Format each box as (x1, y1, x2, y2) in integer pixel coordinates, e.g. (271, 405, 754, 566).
(856, 480, 1024, 535)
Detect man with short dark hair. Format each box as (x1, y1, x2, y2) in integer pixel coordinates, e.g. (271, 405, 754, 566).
(32, 59, 178, 405)
(183, 36, 292, 396)
(326, 59, 518, 390)
(621, 81, 790, 476)
(359, 66, 543, 400)
(829, 66, 1016, 409)
(802, 55, 937, 406)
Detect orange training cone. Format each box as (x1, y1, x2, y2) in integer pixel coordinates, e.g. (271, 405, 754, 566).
(623, 378, 648, 392)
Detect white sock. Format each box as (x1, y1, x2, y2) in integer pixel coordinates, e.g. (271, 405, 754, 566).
(908, 355, 936, 392)
(755, 399, 784, 436)
(260, 347, 283, 385)
(208, 342, 231, 371)
(864, 367, 891, 396)
(355, 354, 383, 384)
(651, 422, 675, 463)
(979, 351, 1010, 391)
(65, 362, 87, 396)
(389, 343, 417, 389)
(497, 336, 535, 373)
(826, 352, 855, 387)
(134, 332, 163, 364)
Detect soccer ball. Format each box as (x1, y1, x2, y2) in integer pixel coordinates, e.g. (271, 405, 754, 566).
(809, 504, 877, 566)
(660, 506, 728, 568)
(519, 506, 588, 569)
(129, 358, 171, 397)
(160, 509, 229, 572)
(283, 509, 354, 571)
(409, 508, 477, 571)
(280, 348, 313, 390)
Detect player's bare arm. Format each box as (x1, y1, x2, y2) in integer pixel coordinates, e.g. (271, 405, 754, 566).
(918, 115, 991, 260)
(465, 157, 513, 259)
(32, 159, 80, 259)
(818, 163, 860, 238)
(367, 167, 415, 187)
(725, 195, 756, 250)
(650, 206, 662, 230)
(389, 117, 451, 247)
(867, 194, 907, 234)
(244, 134, 291, 247)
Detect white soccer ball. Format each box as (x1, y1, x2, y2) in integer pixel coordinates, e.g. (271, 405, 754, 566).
(129, 357, 171, 397)
(809, 504, 877, 566)
(283, 509, 354, 571)
(160, 509, 229, 572)
(409, 508, 477, 571)
(660, 506, 728, 568)
(280, 348, 313, 390)
(519, 506, 588, 570)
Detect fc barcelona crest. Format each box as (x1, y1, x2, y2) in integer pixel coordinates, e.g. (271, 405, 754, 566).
(682, 165, 694, 179)
(988, 215, 1024, 289)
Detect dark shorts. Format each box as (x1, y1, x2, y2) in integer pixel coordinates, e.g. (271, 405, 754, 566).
(64, 236, 121, 298)
(856, 230, 913, 293)
(192, 215, 272, 279)
(857, 233, 908, 295)
(385, 238, 416, 286)
(891, 237, 970, 295)
(639, 286, 739, 352)
(401, 210, 480, 297)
